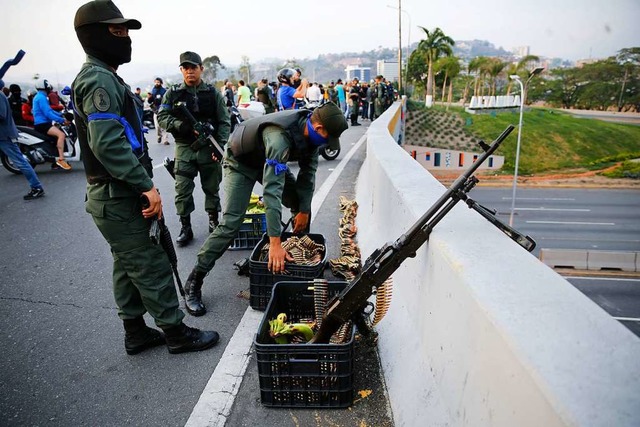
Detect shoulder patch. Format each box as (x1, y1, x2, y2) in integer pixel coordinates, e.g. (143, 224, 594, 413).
(92, 88, 111, 112)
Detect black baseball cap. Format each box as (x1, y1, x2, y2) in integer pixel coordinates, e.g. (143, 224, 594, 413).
(180, 51, 202, 67)
(74, 0, 141, 30)
(311, 102, 348, 151)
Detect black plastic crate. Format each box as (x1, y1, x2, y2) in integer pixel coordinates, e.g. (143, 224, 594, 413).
(249, 232, 327, 310)
(228, 213, 267, 251)
(255, 281, 355, 408)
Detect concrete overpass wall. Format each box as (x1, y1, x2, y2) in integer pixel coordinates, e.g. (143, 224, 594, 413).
(355, 102, 640, 427)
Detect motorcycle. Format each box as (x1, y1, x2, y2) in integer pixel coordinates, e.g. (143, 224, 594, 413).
(302, 100, 341, 161)
(142, 108, 155, 129)
(1, 120, 80, 174)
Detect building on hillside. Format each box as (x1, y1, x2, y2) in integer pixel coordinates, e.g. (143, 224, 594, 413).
(376, 60, 400, 82)
(345, 65, 371, 82)
(512, 46, 530, 58)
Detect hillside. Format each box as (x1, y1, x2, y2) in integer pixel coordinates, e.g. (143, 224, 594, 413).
(405, 102, 640, 176)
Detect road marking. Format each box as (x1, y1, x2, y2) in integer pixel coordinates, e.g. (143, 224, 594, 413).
(567, 276, 640, 282)
(539, 237, 640, 243)
(613, 317, 640, 322)
(501, 197, 576, 201)
(185, 132, 367, 427)
(516, 208, 590, 212)
(526, 221, 615, 226)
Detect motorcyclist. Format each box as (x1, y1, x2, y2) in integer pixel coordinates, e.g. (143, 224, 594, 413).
(32, 78, 71, 170)
(276, 68, 308, 111)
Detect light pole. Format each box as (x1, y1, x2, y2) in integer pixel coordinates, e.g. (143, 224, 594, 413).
(508, 67, 544, 226)
(387, 4, 411, 93)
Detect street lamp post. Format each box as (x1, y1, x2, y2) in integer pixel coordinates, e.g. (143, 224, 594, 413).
(387, 4, 411, 93)
(508, 67, 544, 227)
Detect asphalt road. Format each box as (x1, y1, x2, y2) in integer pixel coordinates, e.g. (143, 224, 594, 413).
(472, 187, 640, 338)
(0, 122, 394, 427)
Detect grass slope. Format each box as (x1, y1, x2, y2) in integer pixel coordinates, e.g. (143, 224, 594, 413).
(406, 102, 640, 175)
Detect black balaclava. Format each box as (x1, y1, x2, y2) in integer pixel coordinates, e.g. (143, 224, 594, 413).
(76, 23, 131, 68)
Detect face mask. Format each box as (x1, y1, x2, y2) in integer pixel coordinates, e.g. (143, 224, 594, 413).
(76, 24, 132, 67)
(306, 118, 328, 147)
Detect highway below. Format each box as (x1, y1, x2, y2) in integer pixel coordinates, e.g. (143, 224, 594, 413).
(473, 187, 640, 338)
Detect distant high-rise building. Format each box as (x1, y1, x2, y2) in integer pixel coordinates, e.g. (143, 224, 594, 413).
(512, 46, 530, 58)
(376, 60, 400, 82)
(345, 65, 371, 82)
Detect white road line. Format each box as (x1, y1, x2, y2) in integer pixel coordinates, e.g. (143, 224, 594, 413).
(501, 197, 576, 201)
(526, 220, 615, 226)
(613, 317, 640, 322)
(515, 208, 590, 212)
(184, 133, 368, 427)
(539, 237, 640, 243)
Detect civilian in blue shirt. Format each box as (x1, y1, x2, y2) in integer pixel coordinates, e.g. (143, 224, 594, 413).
(276, 68, 308, 111)
(32, 78, 71, 170)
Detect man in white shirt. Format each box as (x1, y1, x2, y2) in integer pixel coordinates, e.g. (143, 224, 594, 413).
(306, 82, 322, 103)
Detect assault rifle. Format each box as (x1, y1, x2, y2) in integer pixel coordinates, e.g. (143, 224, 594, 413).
(175, 102, 225, 161)
(310, 125, 535, 343)
(141, 195, 185, 299)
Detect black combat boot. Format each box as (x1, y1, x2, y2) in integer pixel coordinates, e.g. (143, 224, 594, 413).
(176, 215, 194, 247)
(123, 317, 165, 355)
(161, 323, 219, 354)
(208, 211, 219, 233)
(184, 268, 207, 316)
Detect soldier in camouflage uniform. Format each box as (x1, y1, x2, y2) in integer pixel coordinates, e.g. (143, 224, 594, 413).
(72, 0, 219, 355)
(181, 103, 348, 316)
(157, 51, 231, 247)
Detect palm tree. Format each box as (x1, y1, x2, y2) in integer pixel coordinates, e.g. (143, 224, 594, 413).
(486, 58, 506, 96)
(434, 56, 461, 103)
(469, 56, 489, 98)
(416, 27, 454, 106)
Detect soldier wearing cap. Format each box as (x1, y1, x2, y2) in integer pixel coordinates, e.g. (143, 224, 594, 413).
(181, 103, 348, 316)
(157, 51, 230, 248)
(72, 0, 219, 355)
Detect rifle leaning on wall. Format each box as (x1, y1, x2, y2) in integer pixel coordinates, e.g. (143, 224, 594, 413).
(310, 124, 535, 343)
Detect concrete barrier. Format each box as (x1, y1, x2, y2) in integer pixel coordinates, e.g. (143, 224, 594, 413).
(587, 250, 638, 272)
(357, 103, 640, 427)
(539, 249, 639, 272)
(539, 248, 588, 269)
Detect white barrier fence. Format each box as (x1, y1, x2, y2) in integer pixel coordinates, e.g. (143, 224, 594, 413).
(356, 102, 640, 427)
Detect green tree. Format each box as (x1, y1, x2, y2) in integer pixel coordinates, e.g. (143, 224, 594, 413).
(238, 55, 252, 83)
(202, 55, 225, 83)
(416, 27, 454, 105)
(433, 56, 461, 105)
(616, 47, 640, 111)
(407, 48, 429, 93)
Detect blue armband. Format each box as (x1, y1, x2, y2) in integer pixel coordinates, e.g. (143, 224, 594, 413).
(266, 158, 288, 175)
(88, 112, 142, 153)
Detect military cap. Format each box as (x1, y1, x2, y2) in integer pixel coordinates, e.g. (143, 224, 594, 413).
(74, 0, 141, 30)
(180, 52, 202, 67)
(311, 102, 348, 151)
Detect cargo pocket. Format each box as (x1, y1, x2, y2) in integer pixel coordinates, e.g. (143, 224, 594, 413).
(85, 198, 106, 218)
(103, 198, 138, 223)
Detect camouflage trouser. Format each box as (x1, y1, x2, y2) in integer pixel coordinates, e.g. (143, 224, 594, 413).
(174, 143, 222, 217)
(86, 194, 184, 327)
(196, 158, 304, 273)
(374, 99, 384, 119)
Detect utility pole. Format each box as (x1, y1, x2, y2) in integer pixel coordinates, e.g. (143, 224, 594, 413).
(397, 0, 402, 93)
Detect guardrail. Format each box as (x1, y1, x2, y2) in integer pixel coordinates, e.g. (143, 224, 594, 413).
(540, 249, 639, 272)
(355, 101, 640, 427)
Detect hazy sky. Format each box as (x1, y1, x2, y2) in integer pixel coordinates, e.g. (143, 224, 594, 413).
(1, 0, 638, 86)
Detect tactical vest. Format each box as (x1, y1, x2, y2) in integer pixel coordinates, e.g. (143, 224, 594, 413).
(170, 83, 219, 143)
(73, 74, 152, 184)
(228, 110, 310, 169)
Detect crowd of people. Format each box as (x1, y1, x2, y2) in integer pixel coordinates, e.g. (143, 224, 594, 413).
(1, 0, 399, 357)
